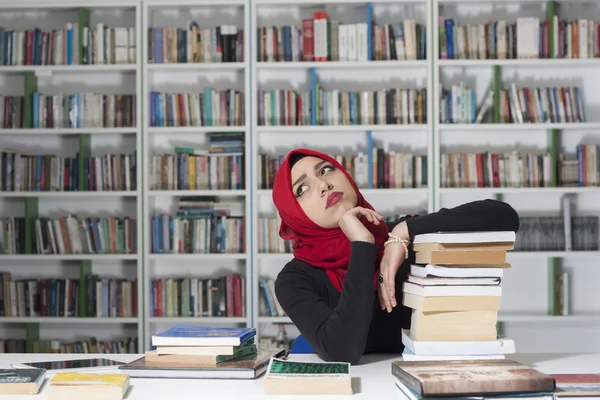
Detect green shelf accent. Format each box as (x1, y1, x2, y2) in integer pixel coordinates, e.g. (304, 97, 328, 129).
(550, 129, 559, 187)
(24, 198, 38, 255)
(78, 8, 90, 65)
(23, 72, 37, 129)
(548, 0, 556, 59)
(78, 135, 91, 191)
(548, 257, 558, 315)
(493, 65, 500, 124)
(25, 323, 40, 353)
(78, 260, 92, 317)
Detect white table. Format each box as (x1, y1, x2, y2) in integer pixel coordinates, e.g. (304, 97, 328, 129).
(0, 353, 599, 399)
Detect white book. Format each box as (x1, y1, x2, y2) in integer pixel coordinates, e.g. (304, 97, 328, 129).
(407, 274, 501, 287)
(413, 231, 516, 244)
(403, 281, 502, 297)
(402, 348, 506, 361)
(401, 330, 516, 356)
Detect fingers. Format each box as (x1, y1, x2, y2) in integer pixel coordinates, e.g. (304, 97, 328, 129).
(378, 273, 394, 313)
(384, 268, 397, 308)
(377, 286, 386, 310)
(351, 207, 384, 225)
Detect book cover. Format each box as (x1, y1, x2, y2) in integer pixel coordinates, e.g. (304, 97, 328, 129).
(413, 231, 516, 245)
(50, 372, 129, 387)
(0, 368, 46, 395)
(264, 358, 353, 395)
(391, 359, 555, 396)
(152, 326, 256, 346)
(552, 374, 600, 396)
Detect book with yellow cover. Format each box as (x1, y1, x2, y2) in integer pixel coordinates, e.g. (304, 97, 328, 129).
(48, 372, 130, 400)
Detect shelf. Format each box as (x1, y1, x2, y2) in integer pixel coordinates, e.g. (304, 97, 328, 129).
(147, 126, 247, 134)
(258, 316, 293, 324)
(0, 128, 138, 136)
(438, 59, 600, 68)
(0, 191, 138, 198)
(147, 62, 245, 71)
(257, 60, 427, 69)
(148, 253, 247, 261)
(254, 0, 424, 4)
(149, 189, 247, 197)
(0, 317, 139, 324)
(438, 123, 600, 131)
(498, 313, 600, 323)
(0, 254, 138, 261)
(149, 317, 248, 324)
(438, 187, 600, 195)
(256, 125, 428, 133)
(0, 64, 137, 73)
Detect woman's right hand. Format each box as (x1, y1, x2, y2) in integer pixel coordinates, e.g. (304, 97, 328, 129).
(338, 207, 383, 243)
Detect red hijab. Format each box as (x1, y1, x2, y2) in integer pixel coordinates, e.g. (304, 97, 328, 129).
(272, 148, 389, 292)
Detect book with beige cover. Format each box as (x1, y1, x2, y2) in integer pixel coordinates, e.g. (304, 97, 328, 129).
(402, 231, 517, 361)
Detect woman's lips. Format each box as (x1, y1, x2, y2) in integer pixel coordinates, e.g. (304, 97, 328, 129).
(326, 192, 343, 209)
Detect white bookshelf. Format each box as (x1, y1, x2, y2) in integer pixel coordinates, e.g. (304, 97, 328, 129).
(141, 0, 252, 350)
(433, 0, 600, 353)
(0, 0, 143, 353)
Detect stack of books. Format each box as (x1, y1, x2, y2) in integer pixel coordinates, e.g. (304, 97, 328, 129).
(401, 231, 517, 361)
(146, 326, 257, 365)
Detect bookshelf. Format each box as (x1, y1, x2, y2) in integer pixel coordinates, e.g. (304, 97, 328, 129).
(0, 0, 143, 353)
(433, 0, 600, 352)
(140, 0, 252, 350)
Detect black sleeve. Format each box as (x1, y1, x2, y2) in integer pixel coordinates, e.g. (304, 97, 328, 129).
(402, 199, 520, 238)
(274, 241, 379, 365)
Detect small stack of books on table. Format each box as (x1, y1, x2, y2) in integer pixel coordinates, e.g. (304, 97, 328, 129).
(401, 231, 517, 361)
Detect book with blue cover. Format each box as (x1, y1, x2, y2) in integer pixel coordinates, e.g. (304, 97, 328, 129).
(152, 326, 256, 347)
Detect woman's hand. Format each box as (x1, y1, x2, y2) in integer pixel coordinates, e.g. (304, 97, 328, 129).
(378, 222, 409, 312)
(338, 207, 384, 243)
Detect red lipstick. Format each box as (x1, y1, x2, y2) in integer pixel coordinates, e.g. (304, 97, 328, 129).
(326, 192, 343, 209)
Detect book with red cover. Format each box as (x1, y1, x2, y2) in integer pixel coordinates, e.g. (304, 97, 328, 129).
(552, 374, 600, 397)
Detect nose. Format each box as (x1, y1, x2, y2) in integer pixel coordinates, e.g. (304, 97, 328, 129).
(319, 179, 333, 196)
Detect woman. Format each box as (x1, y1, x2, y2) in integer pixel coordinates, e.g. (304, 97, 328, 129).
(272, 148, 520, 365)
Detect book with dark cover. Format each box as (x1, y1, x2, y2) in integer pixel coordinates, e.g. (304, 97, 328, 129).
(119, 348, 285, 379)
(391, 359, 555, 396)
(0, 368, 46, 394)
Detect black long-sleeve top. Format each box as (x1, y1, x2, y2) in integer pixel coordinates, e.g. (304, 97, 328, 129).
(274, 199, 520, 365)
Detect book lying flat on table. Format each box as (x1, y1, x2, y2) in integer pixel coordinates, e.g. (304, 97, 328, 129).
(0, 368, 46, 395)
(119, 348, 285, 379)
(152, 326, 256, 347)
(47, 372, 130, 400)
(552, 374, 600, 397)
(263, 358, 352, 395)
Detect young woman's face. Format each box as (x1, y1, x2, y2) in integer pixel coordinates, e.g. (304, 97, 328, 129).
(290, 156, 358, 229)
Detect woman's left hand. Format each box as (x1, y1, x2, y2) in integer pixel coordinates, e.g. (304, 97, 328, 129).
(378, 222, 409, 313)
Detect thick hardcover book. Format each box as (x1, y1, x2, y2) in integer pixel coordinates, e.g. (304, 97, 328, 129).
(391, 359, 555, 396)
(264, 358, 352, 395)
(152, 326, 256, 346)
(0, 368, 46, 395)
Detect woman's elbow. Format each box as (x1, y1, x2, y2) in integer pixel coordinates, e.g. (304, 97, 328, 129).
(319, 346, 363, 365)
(486, 199, 520, 232)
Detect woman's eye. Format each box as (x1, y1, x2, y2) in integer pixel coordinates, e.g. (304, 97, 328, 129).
(296, 185, 307, 197)
(321, 166, 334, 175)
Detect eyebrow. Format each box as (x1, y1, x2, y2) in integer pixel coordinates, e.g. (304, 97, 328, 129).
(291, 160, 328, 189)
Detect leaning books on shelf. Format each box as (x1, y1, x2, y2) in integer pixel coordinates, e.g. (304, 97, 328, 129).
(31, 93, 136, 128)
(263, 357, 352, 395)
(257, 87, 426, 126)
(0, 337, 138, 354)
(0, 368, 46, 395)
(48, 372, 130, 400)
(150, 273, 245, 318)
(0, 273, 137, 318)
(148, 23, 243, 64)
(150, 197, 244, 254)
(0, 24, 135, 66)
(0, 149, 137, 192)
(149, 89, 244, 127)
(515, 215, 598, 252)
(440, 83, 584, 124)
(257, 216, 292, 253)
(259, 278, 285, 317)
(0, 215, 137, 255)
(439, 16, 600, 60)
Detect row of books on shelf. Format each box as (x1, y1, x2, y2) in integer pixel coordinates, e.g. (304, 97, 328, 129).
(257, 87, 427, 126)
(257, 18, 425, 63)
(0, 24, 136, 66)
(0, 216, 137, 255)
(440, 84, 584, 125)
(0, 337, 138, 354)
(515, 217, 598, 252)
(0, 273, 137, 318)
(440, 145, 598, 188)
(149, 90, 244, 128)
(150, 197, 244, 254)
(440, 17, 600, 60)
(1, 94, 136, 129)
(0, 151, 137, 192)
(150, 274, 245, 318)
(148, 24, 243, 64)
(259, 278, 285, 317)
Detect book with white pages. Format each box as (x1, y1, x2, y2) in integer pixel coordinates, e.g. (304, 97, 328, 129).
(410, 264, 504, 278)
(401, 348, 506, 361)
(413, 231, 516, 244)
(401, 330, 516, 356)
(407, 274, 501, 286)
(402, 281, 502, 297)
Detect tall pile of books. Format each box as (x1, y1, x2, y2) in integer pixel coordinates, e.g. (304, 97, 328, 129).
(401, 231, 516, 361)
(147, 326, 257, 366)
